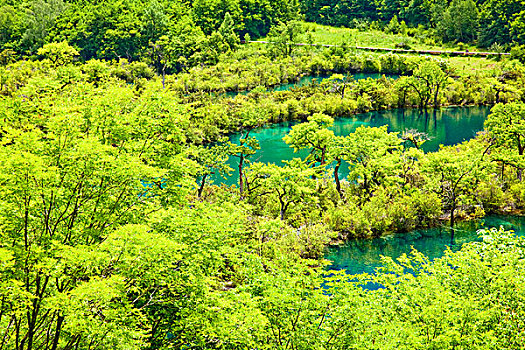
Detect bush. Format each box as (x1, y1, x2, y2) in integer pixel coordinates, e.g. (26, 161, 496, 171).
(83, 59, 110, 84)
(111, 60, 154, 83)
(395, 42, 412, 50)
(511, 45, 525, 64)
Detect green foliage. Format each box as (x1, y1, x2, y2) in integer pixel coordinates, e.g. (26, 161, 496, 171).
(283, 112, 334, 165)
(21, 0, 67, 54)
(356, 228, 525, 349)
(437, 0, 479, 43)
(511, 45, 525, 63)
(1, 28, 525, 349)
(422, 139, 491, 226)
(408, 60, 449, 108)
(478, 0, 525, 47)
(37, 41, 78, 66)
(301, 0, 523, 47)
(0, 0, 299, 64)
(267, 20, 305, 57)
(485, 102, 525, 180)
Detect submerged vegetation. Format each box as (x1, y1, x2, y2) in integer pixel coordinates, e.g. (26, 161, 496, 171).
(2, 1, 525, 349)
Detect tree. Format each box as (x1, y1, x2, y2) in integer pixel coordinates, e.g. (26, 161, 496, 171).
(359, 228, 525, 349)
(267, 20, 304, 57)
(408, 60, 449, 108)
(247, 159, 317, 220)
(192, 0, 243, 35)
(0, 126, 159, 349)
(163, 15, 207, 72)
(342, 126, 403, 200)
(421, 139, 490, 234)
(321, 73, 353, 99)
(21, 0, 67, 54)
(186, 144, 232, 198)
(437, 0, 479, 43)
(141, 0, 168, 46)
(329, 135, 351, 200)
(227, 108, 265, 198)
(37, 41, 79, 66)
(283, 113, 335, 166)
(402, 129, 431, 149)
(216, 12, 240, 51)
(0, 5, 19, 48)
(149, 35, 172, 88)
(485, 102, 525, 180)
(478, 0, 524, 47)
(204, 12, 241, 64)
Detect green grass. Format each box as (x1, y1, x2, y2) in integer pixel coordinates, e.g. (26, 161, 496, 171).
(293, 23, 482, 53)
(300, 23, 430, 50)
(256, 22, 503, 77)
(447, 56, 502, 75)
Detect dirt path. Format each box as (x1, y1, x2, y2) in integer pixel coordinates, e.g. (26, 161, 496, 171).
(245, 40, 509, 57)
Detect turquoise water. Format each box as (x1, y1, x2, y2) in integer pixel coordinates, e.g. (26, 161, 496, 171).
(219, 77, 503, 278)
(218, 106, 491, 185)
(227, 73, 399, 96)
(271, 73, 399, 92)
(220, 104, 504, 279)
(219, 80, 505, 279)
(325, 215, 525, 276)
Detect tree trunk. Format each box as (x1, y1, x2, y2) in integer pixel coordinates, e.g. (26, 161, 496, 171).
(197, 174, 208, 198)
(279, 197, 285, 221)
(424, 92, 430, 109)
(433, 85, 440, 107)
(450, 196, 456, 245)
(50, 315, 64, 350)
(518, 139, 523, 181)
(334, 159, 343, 200)
(238, 156, 244, 198)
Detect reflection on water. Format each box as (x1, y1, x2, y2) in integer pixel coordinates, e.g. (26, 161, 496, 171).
(325, 215, 525, 276)
(217, 106, 491, 185)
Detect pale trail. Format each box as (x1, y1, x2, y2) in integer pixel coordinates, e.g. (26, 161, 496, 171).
(243, 40, 510, 57)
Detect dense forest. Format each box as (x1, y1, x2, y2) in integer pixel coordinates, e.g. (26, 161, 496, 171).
(2, 0, 525, 64)
(0, 0, 298, 63)
(301, 0, 525, 48)
(2, 0, 525, 349)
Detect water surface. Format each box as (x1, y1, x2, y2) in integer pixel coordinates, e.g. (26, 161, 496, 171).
(227, 73, 399, 96)
(271, 73, 399, 92)
(219, 106, 491, 185)
(325, 215, 525, 276)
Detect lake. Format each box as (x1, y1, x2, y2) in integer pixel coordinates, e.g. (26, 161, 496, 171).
(226, 73, 400, 96)
(218, 106, 492, 185)
(325, 214, 525, 276)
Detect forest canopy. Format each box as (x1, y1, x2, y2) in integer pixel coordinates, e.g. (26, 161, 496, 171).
(300, 0, 525, 47)
(2, 0, 525, 348)
(0, 0, 299, 61)
(2, 0, 525, 67)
